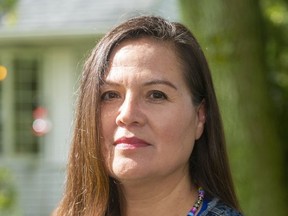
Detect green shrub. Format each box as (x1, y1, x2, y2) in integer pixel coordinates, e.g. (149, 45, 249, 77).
(0, 168, 17, 214)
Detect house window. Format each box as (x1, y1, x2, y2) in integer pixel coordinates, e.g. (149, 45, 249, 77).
(14, 58, 39, 153)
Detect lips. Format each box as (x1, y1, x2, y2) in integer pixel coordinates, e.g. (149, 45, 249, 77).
(114, 137, 151, 149)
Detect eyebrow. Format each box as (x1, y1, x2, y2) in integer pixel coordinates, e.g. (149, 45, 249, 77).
(101, 79, 178, 90)
(100, 81, 121, 87)
(143, 80, 178, 90)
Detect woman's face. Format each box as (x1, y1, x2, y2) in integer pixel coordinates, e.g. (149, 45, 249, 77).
(100, 37, 205, 184)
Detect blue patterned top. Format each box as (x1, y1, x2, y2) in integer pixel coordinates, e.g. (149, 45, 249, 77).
(187, 198, 243, 216)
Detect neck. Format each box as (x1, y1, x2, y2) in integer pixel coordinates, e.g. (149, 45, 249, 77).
(118, 168, 198, 216)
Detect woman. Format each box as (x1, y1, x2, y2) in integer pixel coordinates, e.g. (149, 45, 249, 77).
(55, 16, 243, 215)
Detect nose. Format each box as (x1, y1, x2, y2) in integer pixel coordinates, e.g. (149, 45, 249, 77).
(116, 93, 145, 127)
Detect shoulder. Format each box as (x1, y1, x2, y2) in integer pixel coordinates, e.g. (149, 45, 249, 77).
(201, 198, 243, 216)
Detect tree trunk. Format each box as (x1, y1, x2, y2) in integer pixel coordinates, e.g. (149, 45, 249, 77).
(179, 0, 287, 215)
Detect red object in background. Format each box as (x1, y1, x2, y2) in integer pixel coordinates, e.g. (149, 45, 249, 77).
(33, 106, 47, 119)
(32, 107, 51, 136)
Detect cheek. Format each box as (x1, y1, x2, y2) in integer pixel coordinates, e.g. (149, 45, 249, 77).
(158, 102, 196, 135)
(100, 111, 117, 169)
(101, 108, 117, 138)
(155, 108, 197, 154)
(101, 134, 116, 176)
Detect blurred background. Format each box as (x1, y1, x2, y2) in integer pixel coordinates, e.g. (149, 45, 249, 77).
(0, 0, 287, 215)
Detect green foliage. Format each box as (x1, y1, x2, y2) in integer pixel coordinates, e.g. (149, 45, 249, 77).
(262, 0, 288, 25)
(0, 168, 17, 214)
(0, 0, 17, 14)
(260, 0, 288, 160)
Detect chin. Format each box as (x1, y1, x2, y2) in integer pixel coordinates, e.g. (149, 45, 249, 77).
(111, 168, 150, 183)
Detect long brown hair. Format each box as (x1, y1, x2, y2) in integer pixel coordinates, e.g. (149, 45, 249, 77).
(55, 15, 240, 216)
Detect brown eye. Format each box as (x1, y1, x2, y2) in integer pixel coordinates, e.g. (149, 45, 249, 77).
(148, 90, 168, 100)
(101, 91, 120, 101)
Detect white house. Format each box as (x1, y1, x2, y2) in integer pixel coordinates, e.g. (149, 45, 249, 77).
(0, 0, 180, 215)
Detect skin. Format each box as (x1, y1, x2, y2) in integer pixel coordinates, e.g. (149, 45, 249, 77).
(100, 37, 205, 215)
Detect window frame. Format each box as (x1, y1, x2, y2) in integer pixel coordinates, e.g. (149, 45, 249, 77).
(0, 50, 43, 157)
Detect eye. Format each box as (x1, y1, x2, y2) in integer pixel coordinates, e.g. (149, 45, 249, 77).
(148, 90, 168, 101)
(101, 91, 120, 101)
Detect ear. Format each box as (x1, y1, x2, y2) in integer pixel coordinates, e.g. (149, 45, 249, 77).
(195, 100, 206, 140)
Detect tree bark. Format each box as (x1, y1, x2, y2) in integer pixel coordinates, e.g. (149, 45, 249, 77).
(179, 0, 287, 215)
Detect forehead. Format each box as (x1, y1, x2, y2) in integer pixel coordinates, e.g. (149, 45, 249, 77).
(109, 37, 178, 65)
(103, 37, 188, 89)
(108, 38, 182, 73)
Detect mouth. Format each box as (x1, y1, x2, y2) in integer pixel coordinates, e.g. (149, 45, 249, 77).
(114, 137, 151, 149)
